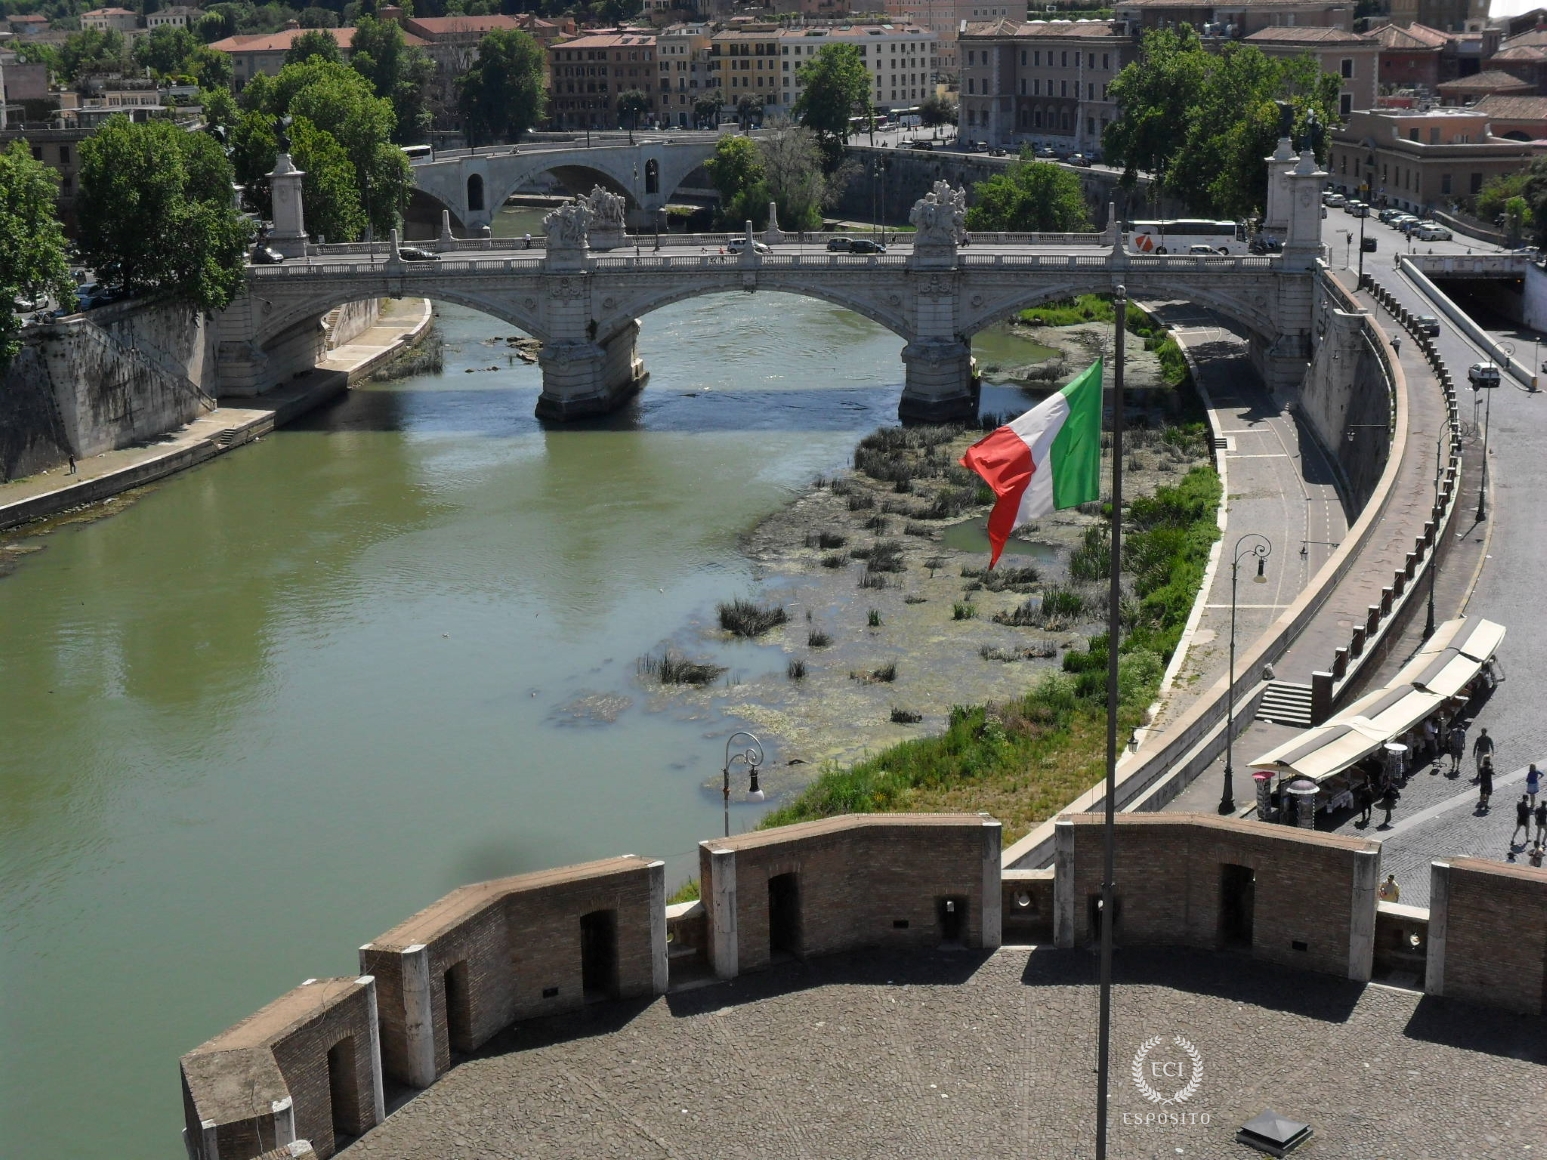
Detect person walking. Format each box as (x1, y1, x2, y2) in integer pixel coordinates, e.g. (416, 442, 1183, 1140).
(1472, 728, 1495, 781)
(1377, 874, 1401, 903)
(1355, 780, 1373, 828)
(1448, 720, 1467, 776)
(1528, 764, 1542, 807)
(1536, 798, 1547, 844)
(1377, 783, 1399, 830)
(1478, 755, 1494, 809)
(1422, 717, 1438, 767)
(1513, 795, 1533, 846)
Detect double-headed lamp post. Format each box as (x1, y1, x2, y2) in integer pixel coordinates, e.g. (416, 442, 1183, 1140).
(722, 731, 766, 837)
(1219, 534, 1272, 815)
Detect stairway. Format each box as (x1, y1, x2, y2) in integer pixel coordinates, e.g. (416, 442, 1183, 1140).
(1256, 681, 1314, 727)
(215, 428, 239, 450)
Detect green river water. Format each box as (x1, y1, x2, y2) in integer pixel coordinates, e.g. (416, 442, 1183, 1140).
(0, 206, 1057, 1158)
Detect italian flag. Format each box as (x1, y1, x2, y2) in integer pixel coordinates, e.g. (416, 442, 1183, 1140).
(960, 359, 1104, 566)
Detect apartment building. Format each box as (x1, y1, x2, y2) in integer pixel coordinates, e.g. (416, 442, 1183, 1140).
(1111, 0, 1356, 36)
(547, 31, 658, 130)
(884, 0, 1018, 76)
(656, 24, 715, 126)
(957, 19, 1128, 151)
(400, 13, 574, 129)
(1328, 106, 1540, 210)
(145, 6, 203, 30)
(79, 7, 139, 33)
(775, 24, 940, 114)
(1242, 26, 1378, 115)
(707, 24, 783, 108)
(210, 26, 430, 90)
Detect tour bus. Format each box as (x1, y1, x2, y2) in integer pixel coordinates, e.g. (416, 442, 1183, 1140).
(401, 144, 434, 162)
(1125, 219, 1248, 255)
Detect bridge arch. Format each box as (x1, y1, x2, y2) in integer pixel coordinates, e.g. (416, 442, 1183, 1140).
(254, 287, 551, 353)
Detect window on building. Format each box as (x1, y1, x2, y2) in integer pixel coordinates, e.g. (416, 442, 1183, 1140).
(1409, 128, 1420, 141)
(1021, 49, 1026, 64)
(1102, 53, 1109, 69)
(1340, 57, 1352, 78)
(1340, 93, 1351, 116)
(1020, 78, 1026, 94)
(1470, 172, 1483, 194)
(1441, 173, 1452, 194)
(1430, 128, 1440, 144)
(1061, 51, 1067, 66)
(1061, 80, 1067, 96)
(1087, 116, 1094, 134)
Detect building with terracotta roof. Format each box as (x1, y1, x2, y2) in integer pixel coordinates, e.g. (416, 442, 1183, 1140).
(1471, 92, 1547, 138)
(1488, 36, 1547, 95)
(1243, 26, 1378, 115)
(397, 13, 575, 130)
(1111, 0, 1357, 38)
(547, 31, 658, 131)
(1437, 67, 1535, 102)
(145, 6, 203, 30)
(1329, 106, 1540, 212)
(1385, 0, 1483, 35)
(209, 26, 430, 90)
(80, 7, 138, 33)
(1369, 21, 1448, 90)
(958, 18, 1130, 151)
(776, 24, 940, 116)
(884, 0, 1019, 75)
(6, 13, 50, 37)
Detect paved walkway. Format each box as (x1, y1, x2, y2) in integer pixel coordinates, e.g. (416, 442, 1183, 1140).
(348, 946, 1547, 1159)
(0, 298, 430, 531)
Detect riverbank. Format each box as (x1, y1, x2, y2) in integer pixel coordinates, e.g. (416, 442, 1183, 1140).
(0, 298, 431, 533)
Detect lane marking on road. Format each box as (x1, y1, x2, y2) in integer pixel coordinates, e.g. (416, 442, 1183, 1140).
(1369, 761, 1533, 844)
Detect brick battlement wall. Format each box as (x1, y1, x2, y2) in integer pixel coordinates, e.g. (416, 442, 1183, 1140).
(179, 812, 1545, 1160)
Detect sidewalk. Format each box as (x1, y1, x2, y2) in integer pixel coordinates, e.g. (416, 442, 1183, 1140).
(0, 298, 431, 531)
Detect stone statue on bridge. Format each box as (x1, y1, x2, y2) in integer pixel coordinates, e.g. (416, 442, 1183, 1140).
(909, 181, 967, 248)
(544, 201, 592, 251)
(582, 184, 627, 250)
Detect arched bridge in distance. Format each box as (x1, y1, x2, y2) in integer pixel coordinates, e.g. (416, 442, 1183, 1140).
(408, 133, 729, 233)
(221, 151, 1333, 423)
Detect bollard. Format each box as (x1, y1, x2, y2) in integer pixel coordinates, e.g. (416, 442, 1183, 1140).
(1367, 605, 1381, 636)
(1333, 646, 1349, 679)
(1311, 670, 1334, 725)
(1392, 570, 1405, 597)
(1381, 586, 1394, 614)
(1405, 550, 1418, 578)
(1351, 625, 1366, 658)
(1254, 770, 1274, 821)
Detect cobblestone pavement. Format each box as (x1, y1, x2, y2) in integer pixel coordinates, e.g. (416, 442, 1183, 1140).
(349, 947, 1546, 1159)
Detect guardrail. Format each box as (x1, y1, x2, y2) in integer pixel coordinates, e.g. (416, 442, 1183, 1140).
(1396, 255, 1535, 388)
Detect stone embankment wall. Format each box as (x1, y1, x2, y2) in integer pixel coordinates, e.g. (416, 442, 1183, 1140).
(0, 298, 215, 481)
(181, 812, 1545, 1160)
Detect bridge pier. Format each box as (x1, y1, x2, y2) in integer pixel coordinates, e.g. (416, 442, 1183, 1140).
(535, 320, 646, 420)
(899, 340, 978, 423)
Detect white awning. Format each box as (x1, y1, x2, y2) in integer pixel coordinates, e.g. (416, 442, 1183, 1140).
(1449, 617, 1505, 663)
(1392, 646, 1480, 698)
(1249, 719, 1389, 783)
(1334, 684, 1446, 738)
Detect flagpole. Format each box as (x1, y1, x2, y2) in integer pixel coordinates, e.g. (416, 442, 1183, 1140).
(1094, 286, 1125, 1160)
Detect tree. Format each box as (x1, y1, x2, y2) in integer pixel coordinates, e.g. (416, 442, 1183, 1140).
(0, 142, 74, 369)
(705, 133, 767, 228)
(918, 94, 957, 130)
(617, 88, 650, 143)
(792, 44, 870, 162)
(693, 92, 723, 130)
(455, 27, 545, 146)
(757, 125, 834, 231)
(285, 28, 343, 66)
(298, 6, 341, 27)
(1103, 28, 1340, 218)
(1503, 195, 1532, 247)
(187, 45, 235, 90)
(965, 158, 1092, 232)
(77, 117, 250, 310)
(351, 15, 435, 144)
(289, 115, 368, 243)
(56, 28, 128, 83)
(134, 25, 200, 76)
(202, 86, 240, 132)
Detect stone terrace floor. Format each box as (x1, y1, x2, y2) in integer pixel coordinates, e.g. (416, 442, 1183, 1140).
(347, 947, 1546, 1159)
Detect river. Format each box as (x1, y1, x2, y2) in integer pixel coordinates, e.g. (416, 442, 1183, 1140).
(0, 206, 1055, 1159)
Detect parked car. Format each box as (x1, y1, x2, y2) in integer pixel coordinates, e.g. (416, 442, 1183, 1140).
(971, 141, 990, 153)
(1378, 208, 1403, 224)
(1468, 362, 1501, 388)
(251, 245, 285, 264)
(1415, 224, 1453, 241)
(398, 246, 441, 261)
(1035, 146, 1059, 159)
(1362, 235, 1378, 252)
(1414, 314, 1441, 336)
(908, 140, 934, 151)
(989, 147, 1008, 157)
(826, 236, 855, 252)
(726, 238, 771, 254)
(1065, 153, 1093, 167)
(847, 238, 887, 254)
(1324, 193, 1347, 207)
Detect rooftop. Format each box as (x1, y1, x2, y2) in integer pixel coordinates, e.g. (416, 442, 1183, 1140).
(1243, 25, 1375, 44)
(1366, 20, 1450, 50)
(341, 946, 1547, 1159)
(553, 31, 656, 47)
(1437, 67, 1535, 93)
(209, 26, 428, 52)
(961, 18, 1123, 37)
(1471, 93, 1547, 119)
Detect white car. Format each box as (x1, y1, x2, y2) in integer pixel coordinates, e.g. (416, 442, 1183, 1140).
(1415, 224, 1453, 241)
(1324, 193, 1347, 207)
(726, 238, 771, 254)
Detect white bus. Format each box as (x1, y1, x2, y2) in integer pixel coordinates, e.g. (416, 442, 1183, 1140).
(1125, 219, 1248, 255)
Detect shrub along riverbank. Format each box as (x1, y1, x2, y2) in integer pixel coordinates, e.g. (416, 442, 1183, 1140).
(757, 452, 1222, 844)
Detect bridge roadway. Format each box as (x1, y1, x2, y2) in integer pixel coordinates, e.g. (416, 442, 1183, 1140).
(227, 234, 1313, 421)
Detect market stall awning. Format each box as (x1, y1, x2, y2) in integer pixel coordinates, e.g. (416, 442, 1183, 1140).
(1449, 617, 1506, 663)
(1334, 684, 1446, 738)
(1391, 647, 1479, 698)
(1249, 719, 1389, 782)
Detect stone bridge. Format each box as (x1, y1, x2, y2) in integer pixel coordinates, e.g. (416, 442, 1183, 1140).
(221, 149, 1332, 421)
(409, 135, 725, 233)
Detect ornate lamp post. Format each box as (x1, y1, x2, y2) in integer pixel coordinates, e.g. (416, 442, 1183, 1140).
(1219, 534, 1272, 815)
(721, 731, 766, 838)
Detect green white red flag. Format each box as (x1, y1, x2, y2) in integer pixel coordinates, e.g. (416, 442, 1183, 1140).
(959, 359, 1103, 566)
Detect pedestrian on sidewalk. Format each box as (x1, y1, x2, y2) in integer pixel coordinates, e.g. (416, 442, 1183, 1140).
(1422, 717, 1438, 768)
(1513, 795, 1533, 845)
(1528, 764, 1542, 807)
(67, 454, 76, 475)
(1377, 784, 1399, 830)
(1355, 780, 1374, 828)
(1536, 799, 1547, 843)
(1472, 728, 1495, 781)
(1478, 755, 1494, 809)
(1378, 874, 1401, 903)
(1392, 333, 1401, 355)
(1448, 720, 1467, 776)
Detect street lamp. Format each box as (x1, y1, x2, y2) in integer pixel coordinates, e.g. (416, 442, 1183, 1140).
(1219, 534, 1272, 816)
(721, 731, 766, 837)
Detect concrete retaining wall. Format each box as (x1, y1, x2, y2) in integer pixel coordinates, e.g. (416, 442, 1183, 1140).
(1427, 857, 1547, 1014)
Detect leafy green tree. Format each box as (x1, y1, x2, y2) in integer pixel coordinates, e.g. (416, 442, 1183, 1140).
(13, 40, 58, 72)
(350, 15, 435, 144)
(299, 6, 340, 26)
(1476, 170, 1529, 223)
(792, 44, 870, 161)
(0, 142, 75, 368)
(1503, 195, 1533, 245)
(919, 93, 957, 129)
(735, 93, 764, 130)
(57, 28, 128, 83)
(965, 158, 1092, 232)
(705, 133, 768, 228)
(202, 86, 240, 131)
(617, 88, 650, 141)
(77, 116, 250, 310)
(286, 28, 343, 66)
(289, 115, 368, 242)
(134, 25, 200, 76)
(1103, 28, 1339, 217)
(693, 92, 723, 129)
(456, 28, 546, 146)
(757, 125, 832, 231)
(187, 45, 235, 90)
